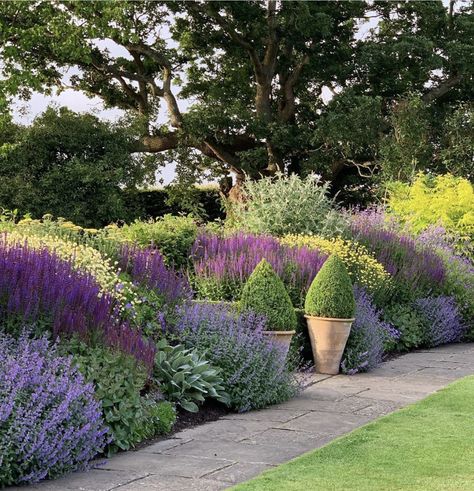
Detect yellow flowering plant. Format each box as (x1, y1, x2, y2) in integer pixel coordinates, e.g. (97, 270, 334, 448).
(280, 234, 391, 299)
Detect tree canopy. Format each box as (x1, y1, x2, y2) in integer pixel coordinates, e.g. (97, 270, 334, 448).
(1, 1, 473, 195)
(0, 107, 155, 226)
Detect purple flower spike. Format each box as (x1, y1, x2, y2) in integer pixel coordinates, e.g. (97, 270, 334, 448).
(0, 234, 155, 371)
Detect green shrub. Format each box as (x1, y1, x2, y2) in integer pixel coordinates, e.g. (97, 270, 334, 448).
(304, 255, 355, 318)
(228, 173, 347, 237)
(0, 106, 151, 228)
(139, 399, 176, 439)
(109, 214, 197, 268)
(62, 339, 171, 454)
(240, 259, 297, 331)
(153, 339, 230, 413)
(383, 303, 426, 351)
(122, 186, 224, 222)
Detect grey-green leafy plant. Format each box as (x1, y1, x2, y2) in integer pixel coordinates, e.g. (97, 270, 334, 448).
(153, 339, 230, 413)
(305, 255, 355, 319)
(229, 173, 347, 237)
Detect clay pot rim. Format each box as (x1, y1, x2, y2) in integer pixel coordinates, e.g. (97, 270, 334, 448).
(262, 330, 296, 335)
(304, 315, 355, 322)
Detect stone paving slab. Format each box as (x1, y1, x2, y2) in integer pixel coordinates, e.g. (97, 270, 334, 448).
(13, 343, 474, 491)
(8, 470, 150, 491)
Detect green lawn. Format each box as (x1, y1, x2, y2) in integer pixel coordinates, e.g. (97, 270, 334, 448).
(233, 376, 474, 491)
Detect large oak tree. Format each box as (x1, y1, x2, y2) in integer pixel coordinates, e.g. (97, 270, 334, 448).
(1, 1, 473, 195)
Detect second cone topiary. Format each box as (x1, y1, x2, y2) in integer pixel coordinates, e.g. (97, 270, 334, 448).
(240, 259, 297, 331)
(305, 254, 355, 319)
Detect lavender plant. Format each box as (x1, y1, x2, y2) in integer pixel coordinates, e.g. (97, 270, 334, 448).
(341, 287, 400, 375)
(191, 232, 326, 307)
(414, 296, 466, 347)
(0, 236, 155, 370)
(162, 302, 300, 412)
(0, 331, 108, 486)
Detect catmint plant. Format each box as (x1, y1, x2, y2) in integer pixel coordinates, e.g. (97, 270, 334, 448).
(414, 296, 466, 346)
(341, 287, 400, 375)
(0, 331, 108, 486)
(161, 302, 301, 412)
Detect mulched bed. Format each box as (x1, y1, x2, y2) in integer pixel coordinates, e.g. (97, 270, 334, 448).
(172, 400, 230, 434)
(133, 400, 230, 451)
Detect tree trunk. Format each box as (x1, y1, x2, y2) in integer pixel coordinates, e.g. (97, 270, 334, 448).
(227, 170, 246, 203)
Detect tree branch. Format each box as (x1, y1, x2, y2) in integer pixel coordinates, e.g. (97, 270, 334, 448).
(422, 74, 463, 102)
(279, 53, 310, 122)
(135, 132, 179, 152)
(162, 66, 183, 128)
(262, 0, 279, 76)
(199, 4, 264, 79)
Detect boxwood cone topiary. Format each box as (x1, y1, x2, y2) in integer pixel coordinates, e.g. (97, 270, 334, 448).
(305, 255, 356, 319)
(240, 258, 297, 331)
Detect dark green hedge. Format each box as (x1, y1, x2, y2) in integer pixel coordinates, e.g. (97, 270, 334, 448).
(122, 188, 224, 222)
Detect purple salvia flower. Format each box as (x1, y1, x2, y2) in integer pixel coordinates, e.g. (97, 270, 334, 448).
(118, 244, 193, 304)
(191, 232, 326, 306)
(0, 234, 155, 371)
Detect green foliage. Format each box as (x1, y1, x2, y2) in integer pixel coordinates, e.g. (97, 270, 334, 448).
(109, 215, 197, 268)
(379, 95, 433, 182)
(383, 303, 425, 352)
(304, 255, 355, 318)
(1, 3, 473, 198)
(153, 339, 230, 413)
(139, 399, 176, 438)
(123, 186, 224, 223)
(63, 340, 171, 454)
(240, 259, 297, 331)
(0, 107, 156, 227)
(308, 91, 383, 178)
(441, 103, 474, 179)
(229, 173, 346, 237)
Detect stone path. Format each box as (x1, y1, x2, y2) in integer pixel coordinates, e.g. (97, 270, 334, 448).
(15, 343, 474, 491)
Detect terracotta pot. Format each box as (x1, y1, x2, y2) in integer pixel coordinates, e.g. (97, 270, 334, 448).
(304, 316, 354, 375)
(263, 330, 295, 357)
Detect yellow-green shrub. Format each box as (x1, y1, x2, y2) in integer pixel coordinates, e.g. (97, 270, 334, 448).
(280, 234, 391, 298)
(387, 173, 474, 245)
